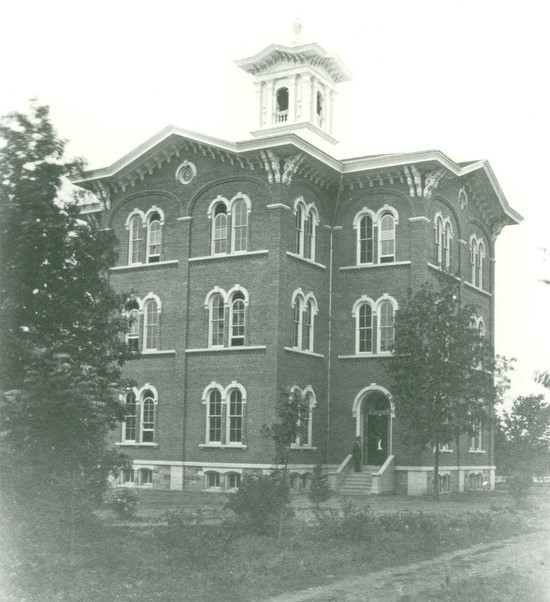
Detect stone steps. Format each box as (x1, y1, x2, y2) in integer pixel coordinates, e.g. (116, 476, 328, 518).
(339, 467, 379, 495)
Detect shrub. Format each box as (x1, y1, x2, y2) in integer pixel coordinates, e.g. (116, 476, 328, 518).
(110, 487, 138, 520)
(307, 463, 331, 508)
(507, 472, 532, 505)
(226, 470, 292, 535)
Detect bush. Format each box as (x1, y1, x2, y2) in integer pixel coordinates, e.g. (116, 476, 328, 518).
(507, 472, 532, 505)
(110, 487, 138, 520)
(307, 463, 331, 508)
(226, 470, 292, 535)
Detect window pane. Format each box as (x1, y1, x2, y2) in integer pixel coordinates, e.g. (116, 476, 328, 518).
(302, 300, 312, 351)
(213, 208, 228, 254)
(229, 390, 243, 443)
(232, 200, 247, 252)
(124, 392, 136, 441)
(142, 397, 155, 443)
(358, 304, 373, 353)
(148, 219, 162, 262)
(379, 301, 394, 352)
(295, 206, 303, 255)
(130, 216, 143, 264)
(209, 390, 222, 442)
(359, 215, 373, 264)
(210, 294, 225, 346)
(230, 296, 245, 346)
(379, 214, 395, 262)
(144, 300, 159, 350)
(292, 300, 301, 347)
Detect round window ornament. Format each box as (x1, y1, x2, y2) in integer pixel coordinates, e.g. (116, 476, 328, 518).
(459, 187, 468, 210)
(176, 160, 197, 185)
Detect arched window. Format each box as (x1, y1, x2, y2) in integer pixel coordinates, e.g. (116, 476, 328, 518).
(143, 298, 159, 351)
(205, 471, 221, 489)
(292, 296, 303, 348)
(470, 420, 483, 451)
(226, 473, 241, 489)
(209, 292, 225, 347)
(276, 87, 289, 122)
(202, 382, 247, 446)
(470, 236, 486, 289)
(212, 203, 228, 255)
(231, 198, 248, 253)
(207, 389, 223, 444)
(435, 216, 443, 267)
(129, 214, 144, 265)
(229, 291, 246, 347)
(379, 213, 395, 263)
(147, 211, 162, 263)
(354, 207, 398, 265)
(123, 391, 137, 442)
(126, 300, 140, 352)
(378, 300, 395, 353)
(357, 302, 374, 354)
(295, 203, 304, 255)
(293, 198, 318, 261)
(228, 389, 243, 443)
(444, 223, 452, 271)
(141, 392, 156, 443)
(359, 214, 374, 264)
(139, 468, 153, 485)
(302, 299, 314, 352)
(291, 291, 318, 352)
(290, 386, 317, 448)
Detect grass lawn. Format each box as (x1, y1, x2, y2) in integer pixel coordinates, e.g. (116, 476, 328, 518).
(2, 487, 548, 602)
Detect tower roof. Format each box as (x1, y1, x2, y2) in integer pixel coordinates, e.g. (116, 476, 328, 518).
(235, 43, 352, 84)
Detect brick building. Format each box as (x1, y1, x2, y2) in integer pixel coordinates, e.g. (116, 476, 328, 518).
(74, 42, 521, 495)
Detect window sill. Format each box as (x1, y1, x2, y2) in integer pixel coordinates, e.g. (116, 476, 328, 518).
(129, 350, 176, 358)
(284, 347, 324, 358)
(338, 353, 393, 359)
(116, 443, 159, 447)
(340, 261, 411, 271)
(186, 346, 267, 354)
(437, 449, 453, 453)
(286, 252, 326, 269)
(199, 444, 248, 449)
(189, 250, 269, 262)
(468, 450, 486, 454)
(427, 263, 461, 280)
(290, 445, 318, 451)
(110, 260, 179, 272)
(464, 281, 492, 297)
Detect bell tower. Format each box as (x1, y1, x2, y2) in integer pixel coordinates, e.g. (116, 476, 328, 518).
(236, 37, 351, 145)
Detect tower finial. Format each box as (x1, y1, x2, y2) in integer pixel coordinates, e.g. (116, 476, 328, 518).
(291, 18, 303, 46)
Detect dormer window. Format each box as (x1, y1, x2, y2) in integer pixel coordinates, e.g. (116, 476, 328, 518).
(276, 87, 289, 123)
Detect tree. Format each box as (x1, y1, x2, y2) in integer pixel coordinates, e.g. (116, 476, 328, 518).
(0, 103, 131, 522)
(496, 394, 550, 478)
(388, 279, 497, 498)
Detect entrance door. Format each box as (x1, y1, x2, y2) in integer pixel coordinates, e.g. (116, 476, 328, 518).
(366, 414, 388, 466)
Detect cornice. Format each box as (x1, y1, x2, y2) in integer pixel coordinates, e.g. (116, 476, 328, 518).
(71, 127, 522, 228)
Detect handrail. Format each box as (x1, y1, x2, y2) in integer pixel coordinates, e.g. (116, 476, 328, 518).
(371, 454, 394, 476)
(336, 454, 352, 474)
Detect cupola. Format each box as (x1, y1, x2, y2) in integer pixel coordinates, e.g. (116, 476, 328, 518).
(236, 41, 351, 145)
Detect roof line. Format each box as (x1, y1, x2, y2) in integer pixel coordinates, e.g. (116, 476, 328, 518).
(71, 126, 522, 224)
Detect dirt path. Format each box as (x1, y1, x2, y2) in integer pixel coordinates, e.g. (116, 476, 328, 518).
(264, 529, 550, 602)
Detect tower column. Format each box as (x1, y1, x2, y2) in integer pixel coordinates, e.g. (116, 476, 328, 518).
(266, 80, 275, 126)
(302, 74, 312, 123)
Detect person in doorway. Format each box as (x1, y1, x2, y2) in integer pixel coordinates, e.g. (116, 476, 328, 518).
(352, 437, 362, 472)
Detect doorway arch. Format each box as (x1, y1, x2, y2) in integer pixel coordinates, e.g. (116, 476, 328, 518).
(352, 384, 394, 466)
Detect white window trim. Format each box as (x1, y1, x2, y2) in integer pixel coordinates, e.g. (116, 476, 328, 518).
(142, 293, 162, 352)
(126, 209, 146, 266)
(353, 205, 399, 266)
(145, 206, 165, 264)
(289, 385, 317, 449)
(201, 381, 248, 447)
(352, 296, 376, 355)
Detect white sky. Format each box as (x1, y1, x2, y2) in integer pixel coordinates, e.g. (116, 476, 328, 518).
(2, 0, 549, 407)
